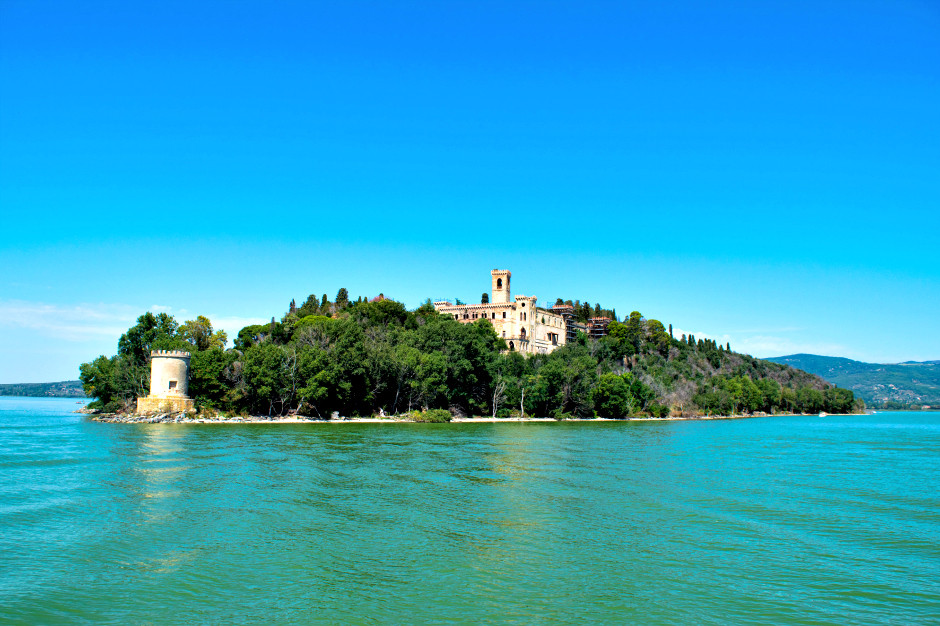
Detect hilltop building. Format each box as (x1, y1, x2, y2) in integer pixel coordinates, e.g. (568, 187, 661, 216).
(136, 350, 195, 413)
(587, 317, 612, 339)
(434, 270, 575, 354)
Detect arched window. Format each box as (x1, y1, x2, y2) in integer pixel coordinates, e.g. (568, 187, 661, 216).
(508, 341, 514, 351)
(497, 278, 503, 289)
(520, 328, 526, 339)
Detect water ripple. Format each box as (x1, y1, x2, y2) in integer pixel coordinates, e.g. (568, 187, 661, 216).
(0, 399, 938, 624)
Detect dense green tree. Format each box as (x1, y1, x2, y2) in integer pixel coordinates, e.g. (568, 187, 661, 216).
(118, 312, 187, 366)
(296, 294, 321, 318)
(79, 355, 146, 412)
(592, 373, 634, 418)
(240, 342, 298, 416)
(178, 315, 228, 351)
(189, 348, 236, 409)
(336, 287, 349, 310)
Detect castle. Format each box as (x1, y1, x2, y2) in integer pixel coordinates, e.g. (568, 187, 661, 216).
(136, 350, 195, 413)
(434, 270, 587, 355)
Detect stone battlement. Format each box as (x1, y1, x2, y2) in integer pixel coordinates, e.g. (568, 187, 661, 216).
(150, 350, 191, 358)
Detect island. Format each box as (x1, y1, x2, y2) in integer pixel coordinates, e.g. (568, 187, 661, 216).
(80, 269, 863, 423)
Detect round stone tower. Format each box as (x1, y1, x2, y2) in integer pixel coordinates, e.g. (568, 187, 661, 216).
(149, 350, 191, 398)
(491, 269, 511, 304)
(137, 350, 194, 413)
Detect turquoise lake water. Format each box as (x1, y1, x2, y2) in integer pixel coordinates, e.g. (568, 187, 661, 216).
(1, 397, 937, 624)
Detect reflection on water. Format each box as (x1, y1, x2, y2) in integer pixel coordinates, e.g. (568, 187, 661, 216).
(0, 398, 938, 624)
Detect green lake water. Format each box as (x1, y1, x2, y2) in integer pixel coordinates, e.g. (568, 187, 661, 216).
(1, 397, 937, 624)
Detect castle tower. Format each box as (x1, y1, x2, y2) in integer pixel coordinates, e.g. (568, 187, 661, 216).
(491, 269, 511, 304)
(136, 350, 195, 413)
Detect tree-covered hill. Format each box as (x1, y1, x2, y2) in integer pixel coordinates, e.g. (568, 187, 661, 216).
(79, 292, 860, 417)
(0, 380, 86, 398)
(766, 354, 940, 408)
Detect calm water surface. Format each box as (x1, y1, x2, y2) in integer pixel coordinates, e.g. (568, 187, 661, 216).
(1, 397, 937, 624)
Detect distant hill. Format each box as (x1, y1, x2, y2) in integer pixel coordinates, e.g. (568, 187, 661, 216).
(765, 354, 940, 407)
(0, 380, 87, 398)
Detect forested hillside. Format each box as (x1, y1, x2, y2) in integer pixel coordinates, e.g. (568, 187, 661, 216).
(0, 380, 86, 398)
(766, 354, 940, 408)
(79, 293, 861, 418)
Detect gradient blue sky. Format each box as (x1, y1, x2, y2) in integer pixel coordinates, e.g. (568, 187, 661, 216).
(1, 0, 938, 382)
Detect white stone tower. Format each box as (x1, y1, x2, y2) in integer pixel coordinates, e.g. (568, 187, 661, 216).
(136, 350, 195, 413)
(491, 269, 511, 304)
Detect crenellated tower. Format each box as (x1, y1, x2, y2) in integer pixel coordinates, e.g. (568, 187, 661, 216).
(136, 350, 195, 413)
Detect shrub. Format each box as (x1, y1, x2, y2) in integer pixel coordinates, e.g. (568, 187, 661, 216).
(409, 409, 452, 423)
(648, 402, 671, 418)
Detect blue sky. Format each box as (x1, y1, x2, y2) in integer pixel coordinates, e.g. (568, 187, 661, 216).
(1, 0, 938, 382)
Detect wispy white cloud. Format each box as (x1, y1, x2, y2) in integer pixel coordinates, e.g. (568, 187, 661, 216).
(0, 300, 140, 341)
(0, 301, 267, 346)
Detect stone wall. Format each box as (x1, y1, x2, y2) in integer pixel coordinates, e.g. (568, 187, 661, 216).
(136, 396, 195, 414)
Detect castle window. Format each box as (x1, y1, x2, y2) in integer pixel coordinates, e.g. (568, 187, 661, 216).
(492, 312, 495, 319)
(168, 380, 177, 390)
(509, 341, 514, 351)
(502, 312, 506, 319)
(497, 278, 503, 289)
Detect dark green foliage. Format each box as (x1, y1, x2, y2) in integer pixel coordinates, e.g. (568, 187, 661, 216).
(335, 288, 350, 310)
(591, 373, 650, 418)
(79, 354, 147, 412)
(118, 312, 189, 366)
(189, 348, 236, 410)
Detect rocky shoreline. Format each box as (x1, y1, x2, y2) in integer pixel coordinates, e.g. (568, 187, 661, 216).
(83, 410, 854, 424)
